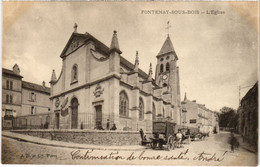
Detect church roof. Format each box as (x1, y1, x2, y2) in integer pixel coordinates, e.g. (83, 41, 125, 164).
(60, 32, 110, 58)
(2, 68, 23, 78)
(60, 32, 157, 83)
(22, 81, 50, 94)
(157, 35, 178, 59)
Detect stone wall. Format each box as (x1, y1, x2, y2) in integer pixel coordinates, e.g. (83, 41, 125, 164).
(11, 129, 152, 146)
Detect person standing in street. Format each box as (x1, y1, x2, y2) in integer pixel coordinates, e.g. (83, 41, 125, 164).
(229, 132, 238, 153)
(176, 130, 183, 148)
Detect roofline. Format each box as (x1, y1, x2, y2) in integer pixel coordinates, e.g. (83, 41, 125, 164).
(22, 81, 50, 94)
(156, 51, 179, 60)
(2, 68, 23, 78)
(60, 32, 110, 58)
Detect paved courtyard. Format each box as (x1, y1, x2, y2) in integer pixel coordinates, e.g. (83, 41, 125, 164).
(1, 131, 257, 166)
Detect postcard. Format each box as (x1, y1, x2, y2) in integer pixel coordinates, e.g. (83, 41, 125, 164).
(2, 1, 258, 166)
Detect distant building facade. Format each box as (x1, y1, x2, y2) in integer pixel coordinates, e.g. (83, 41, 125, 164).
(2, 65, 23, 129)
(238, 81, 258, 146)
(2, 65, 51, 129)
(181, 93, 218, 133)
(49, 28, 182, 131)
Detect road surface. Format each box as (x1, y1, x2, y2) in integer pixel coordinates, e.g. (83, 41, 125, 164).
(1, 131, 257, 165)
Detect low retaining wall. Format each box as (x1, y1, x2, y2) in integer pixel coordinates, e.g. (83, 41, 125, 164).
(11, 129, 152, 146)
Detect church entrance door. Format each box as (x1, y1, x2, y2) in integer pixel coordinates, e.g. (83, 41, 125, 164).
(71, 98, 79, 129)
(95, 105, 102, 129)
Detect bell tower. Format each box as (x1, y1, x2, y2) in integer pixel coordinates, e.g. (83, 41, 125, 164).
(155, 34, 181, 124)
(155, 34, 178, 95)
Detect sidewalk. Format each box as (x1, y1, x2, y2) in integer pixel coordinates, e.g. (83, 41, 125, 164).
(234, 134, 257, 154)
(2, 131, 146, 151)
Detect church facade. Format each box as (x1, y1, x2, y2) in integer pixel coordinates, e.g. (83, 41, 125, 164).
(49, 26, 182, 132)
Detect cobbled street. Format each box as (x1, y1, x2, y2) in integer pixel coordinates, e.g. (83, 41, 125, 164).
(1, 131, 257, 166)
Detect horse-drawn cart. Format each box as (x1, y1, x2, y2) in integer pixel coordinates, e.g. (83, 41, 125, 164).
(149, 120, 177, 150)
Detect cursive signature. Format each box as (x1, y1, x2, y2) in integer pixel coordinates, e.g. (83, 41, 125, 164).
(193, 151, 227, 162)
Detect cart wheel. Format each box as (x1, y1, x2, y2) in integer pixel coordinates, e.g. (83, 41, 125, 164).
(196, 134, 202, 140)
(167, 136, 174, 150)
(171, 139, 176, 150)
(159, 142, 163, 149)
(173, 140, 178, 148)
(150, 141, 156, 149)
(167, 143, 171, 150)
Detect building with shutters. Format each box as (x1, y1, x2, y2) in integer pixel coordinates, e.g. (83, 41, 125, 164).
(2, 65, 23, 129)
(2, 65, 51, 129)
(181, 93, 218, 134)
(49, 25, 182, 132)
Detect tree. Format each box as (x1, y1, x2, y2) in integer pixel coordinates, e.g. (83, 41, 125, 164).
(219, 107, 238, 130)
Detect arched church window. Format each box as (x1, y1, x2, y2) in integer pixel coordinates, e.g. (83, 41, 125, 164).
(119, 91, 129, 117)
(152, 103, 156, 120)
(166, 56, 170, 60)
(160, 58, 164, 61)
(166, 62, 170, 72)
(160, 64, 164, 73)
(71, 64, 78, 82)
(139, 97, 144, 121)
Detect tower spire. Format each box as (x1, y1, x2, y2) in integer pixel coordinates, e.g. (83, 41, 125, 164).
(148, 63, 153, 81)
(157, 35, 176, 56)
(184, 92, 187, 101)
(109, 30, 122, 54)
(134, 51, 139, 72)
(50, 69, 57, 84)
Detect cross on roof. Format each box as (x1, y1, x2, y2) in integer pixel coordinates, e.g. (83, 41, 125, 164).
(73, 23, 78, 33)
(165, 21, 171, 36)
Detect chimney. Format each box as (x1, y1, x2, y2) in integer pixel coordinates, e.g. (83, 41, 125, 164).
(13, 64, 20, 75)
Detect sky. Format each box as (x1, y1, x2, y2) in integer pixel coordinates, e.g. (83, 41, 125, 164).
(2, 1, 259, 111)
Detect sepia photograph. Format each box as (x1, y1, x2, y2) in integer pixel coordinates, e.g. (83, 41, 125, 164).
(1, 1, 259, 166)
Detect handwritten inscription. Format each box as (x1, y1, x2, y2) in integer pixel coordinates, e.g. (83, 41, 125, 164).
(71, 149, 124, 160)
(193, 151, 228, 162)
(70, 149, 226, 162)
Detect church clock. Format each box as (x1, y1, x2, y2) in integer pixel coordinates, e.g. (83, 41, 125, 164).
(161, 73, 169, 87)
(162, 74, 168, 80)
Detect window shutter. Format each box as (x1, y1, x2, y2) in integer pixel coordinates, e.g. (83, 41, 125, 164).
(10, 81, 13, 90)
(6, 80, 9, 89)
(6, 95, 9, 103)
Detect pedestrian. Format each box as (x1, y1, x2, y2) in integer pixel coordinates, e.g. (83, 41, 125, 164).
(106, 119, 110, 130)
(139, 128, 144, 140)
(110, 123, 117, 130)
(229, 133, 238, 153)
(176, 130, 183, 148)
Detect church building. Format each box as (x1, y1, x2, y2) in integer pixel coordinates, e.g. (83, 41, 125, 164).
(49, 24, 182, 132)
